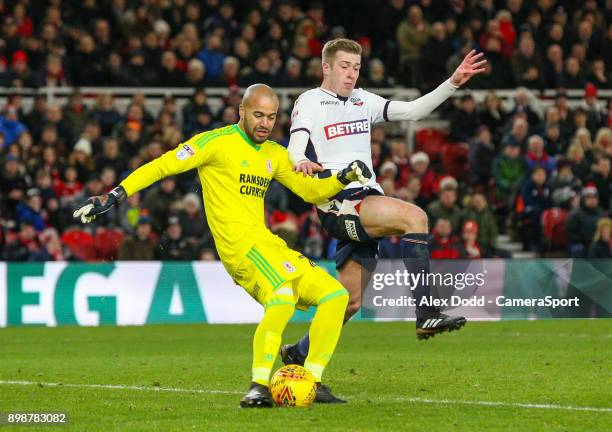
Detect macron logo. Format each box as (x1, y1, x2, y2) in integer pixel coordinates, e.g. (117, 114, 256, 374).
(324, 119, 369, 140)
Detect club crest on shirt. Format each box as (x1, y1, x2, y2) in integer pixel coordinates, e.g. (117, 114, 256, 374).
(350, 96, 363, 106)
(266, 159, 273, 173)
(283, 261, 295, 273)
(176, 144, 195, 160)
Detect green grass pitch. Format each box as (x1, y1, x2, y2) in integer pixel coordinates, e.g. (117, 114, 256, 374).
(1, 320, 611, 431)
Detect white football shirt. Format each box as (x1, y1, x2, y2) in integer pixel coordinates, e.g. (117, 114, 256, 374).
(289, 79, 458, 195)
(289, 87, 389, 190)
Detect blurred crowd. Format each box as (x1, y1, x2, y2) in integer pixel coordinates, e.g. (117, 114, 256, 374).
(359, 88, 610, 260)
(0, 0, 611, 262)
(0, 0, 609, 90)
(0, 88, 224, 261)
(1, 84, 610, 262)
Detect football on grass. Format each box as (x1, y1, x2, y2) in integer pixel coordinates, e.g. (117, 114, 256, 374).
(269, 365, 316, 407)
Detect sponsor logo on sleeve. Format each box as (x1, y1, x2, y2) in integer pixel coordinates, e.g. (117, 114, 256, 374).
(176, 144, 195, 160)
(324, 119, 370, 140)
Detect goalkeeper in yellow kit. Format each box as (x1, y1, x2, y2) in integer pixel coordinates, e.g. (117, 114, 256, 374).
(73, 84, 371, 407)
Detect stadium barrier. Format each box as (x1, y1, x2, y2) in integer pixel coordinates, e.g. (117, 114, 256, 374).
(0, 260, 609, 327)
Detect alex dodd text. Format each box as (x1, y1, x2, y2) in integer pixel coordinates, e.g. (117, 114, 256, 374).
(372, 295, 580, 309)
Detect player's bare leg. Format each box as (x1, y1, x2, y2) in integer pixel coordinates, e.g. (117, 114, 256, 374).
(358, 195, 428, 237)
(281, 195, 465, 367)
(359, 195, 466, 339)
(339, 259, 371, 321)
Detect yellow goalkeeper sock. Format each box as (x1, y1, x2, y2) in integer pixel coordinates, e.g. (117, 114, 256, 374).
(252, 301, 295, 386)
(304, 289, 349, 382)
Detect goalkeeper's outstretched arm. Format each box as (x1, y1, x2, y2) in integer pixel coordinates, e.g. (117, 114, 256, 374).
(74, 135, 212, 223)
(273, 153, 372, 205)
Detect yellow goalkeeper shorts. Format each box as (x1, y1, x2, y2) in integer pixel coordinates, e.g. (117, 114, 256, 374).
(234, 241, 346, 310)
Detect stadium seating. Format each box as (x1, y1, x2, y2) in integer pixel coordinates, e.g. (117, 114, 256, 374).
(441, 143, 469, 180)
(415, 128, 448, 162)
(94, 229, 125, 261)
(60, 229, 98, 262)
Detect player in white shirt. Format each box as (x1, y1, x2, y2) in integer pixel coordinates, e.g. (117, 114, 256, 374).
(281, 39, 486, 366)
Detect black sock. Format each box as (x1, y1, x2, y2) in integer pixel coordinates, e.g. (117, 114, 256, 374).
(296, 333, 309, 357)
(400, 233, 439, 319)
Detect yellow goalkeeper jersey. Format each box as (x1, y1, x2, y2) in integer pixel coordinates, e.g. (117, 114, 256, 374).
(120, 123, 344, 276)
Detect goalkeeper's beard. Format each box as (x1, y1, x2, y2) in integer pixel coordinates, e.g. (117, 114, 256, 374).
(243, 117, 270, 144)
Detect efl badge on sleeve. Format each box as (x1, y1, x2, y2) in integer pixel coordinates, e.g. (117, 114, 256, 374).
(176, 144, 195, 160)
(283, 261, 295, 273)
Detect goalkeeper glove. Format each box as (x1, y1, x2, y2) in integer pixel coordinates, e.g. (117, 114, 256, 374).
(73, 185, 127, 223)
(337, 160, 372, 185)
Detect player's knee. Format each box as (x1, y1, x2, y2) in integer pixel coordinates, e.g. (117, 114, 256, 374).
(264, 299, 296, 313)
(401, 207, 428, 234)
(260, 299, 295, 329)
(319, 286, 348, 307)
(337, 277, 361, 319)
(264, 287, 297, 315)
(345, 295, 361, 320)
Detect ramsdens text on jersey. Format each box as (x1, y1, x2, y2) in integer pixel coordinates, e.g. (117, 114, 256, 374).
(239, 173, 271, 197)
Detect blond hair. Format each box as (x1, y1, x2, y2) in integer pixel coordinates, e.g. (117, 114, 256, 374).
(571, 127, 592, 150)
(593, 127, 611, 157)
(593, 218, 611, 241)
(322, 38, 362, 64)
(566, 142, 584, 160)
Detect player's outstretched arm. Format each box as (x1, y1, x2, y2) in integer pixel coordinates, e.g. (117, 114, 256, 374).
(385, 49, 486, 122)
(275, 155, 371, 204)
(73, 135, 212, 223)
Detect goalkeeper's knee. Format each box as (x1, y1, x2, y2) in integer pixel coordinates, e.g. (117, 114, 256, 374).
(317, 286, 349, 310)
(263, 284, 298, 311)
